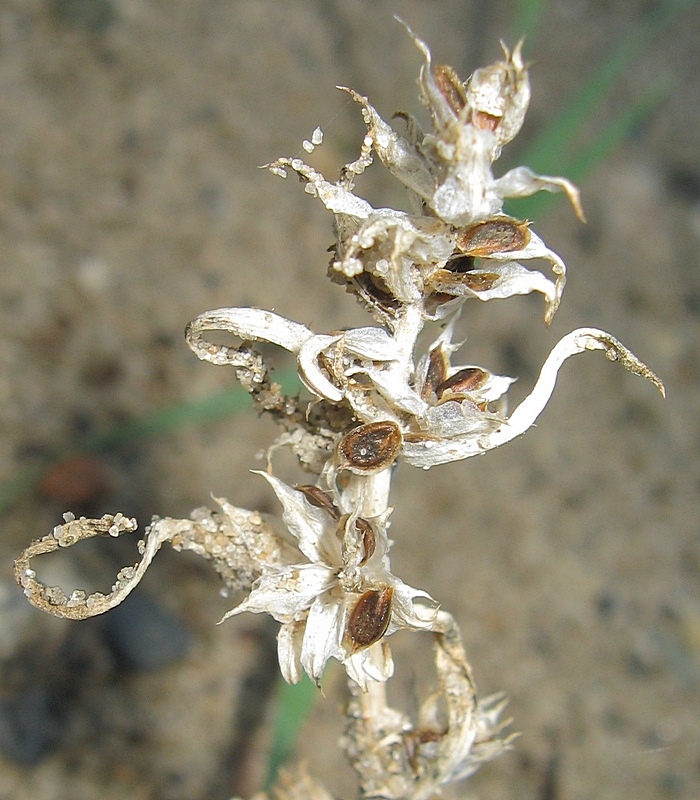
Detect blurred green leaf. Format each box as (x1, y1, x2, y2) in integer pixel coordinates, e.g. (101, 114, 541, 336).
(513, 0, 692, 176)
(512, 0, 549, 44)
(505, 77, 669, 221)
(0, 369, 301, 516)
(265, 674, 319, 791)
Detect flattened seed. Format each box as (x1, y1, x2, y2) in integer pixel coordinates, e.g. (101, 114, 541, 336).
(295, 485, 340, 519)
(436, 367, 488, 398)
(338, 421, 402, 473)
(428, 269, 501, 292)
(347, 587, 393, 650)
(434, 64, 467, 114)
(421, 346, 449, 402)
(340, 514, 377, 566)
(355, 518, 376, 565)
(457, 217, 530, 257)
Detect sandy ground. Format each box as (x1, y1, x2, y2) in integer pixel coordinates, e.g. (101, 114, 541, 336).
(1, 1, 699, 798)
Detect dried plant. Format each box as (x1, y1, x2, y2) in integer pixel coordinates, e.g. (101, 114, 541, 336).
(14, 20, 663, 800)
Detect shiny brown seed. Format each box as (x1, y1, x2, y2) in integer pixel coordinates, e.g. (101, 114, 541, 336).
(434, 64, 467, 115)
(435, 367, 488, 398)
(337, 421, 402, 473)
(421, 346, 449, 402)
(347, 587, 394, 651)
(295, 485, 340, 520)
(457, 217, 530, 257)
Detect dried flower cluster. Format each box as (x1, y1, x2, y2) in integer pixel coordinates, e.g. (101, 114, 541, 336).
(15, 21, 663, 800)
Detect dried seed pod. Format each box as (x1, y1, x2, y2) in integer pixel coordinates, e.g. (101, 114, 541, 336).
(295, 485, 340, 520)
(337, 421, 402, 474)
(435, 367, 488, 399)
(434, 64, 467, 115)
(457, 217, 530, 257)
(347, 587, 393, 651)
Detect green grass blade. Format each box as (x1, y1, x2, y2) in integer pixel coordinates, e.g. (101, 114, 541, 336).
(0, 368, 301, 516)
(0, 466, 47, 518)
(512, 0, 550, 44)
(514, 0, 693, 175)
(562, 77, 669, 183)
(265, 674, 319, 790)
(505, 77, 668, 221)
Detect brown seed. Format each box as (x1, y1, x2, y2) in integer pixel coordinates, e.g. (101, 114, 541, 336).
(402, 431, 432, 444)
(421, 346, 449, 402)
(435, 367, 488, 399)
(458, 272, 501, 290)
(434, 64, 467, 115)
(352, 271, 400, 316)
(428, 269, 501, 292)
(337, 421, 402, 474)
(295, 485, 340, 520)
(355, 518, 376, 565)
(457, 217, 530, 257)
(339, 515, 377, 566)
(347, 587, 394, 651)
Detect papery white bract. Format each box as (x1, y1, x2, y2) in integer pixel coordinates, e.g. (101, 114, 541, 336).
(221, 472, 438, 688)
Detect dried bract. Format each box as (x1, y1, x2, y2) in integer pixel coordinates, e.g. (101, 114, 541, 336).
(219, 472, 438, 688)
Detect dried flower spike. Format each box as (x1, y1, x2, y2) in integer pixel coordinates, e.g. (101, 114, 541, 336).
(13, 19, 666, 800)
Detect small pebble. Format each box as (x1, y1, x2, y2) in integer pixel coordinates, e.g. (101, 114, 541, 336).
(103, 592, 192, 672)
(0, 689, 58, 765)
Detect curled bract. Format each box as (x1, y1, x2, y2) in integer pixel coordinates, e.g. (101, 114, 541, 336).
(344, 609, 516, 800)
(186, 299, 664, 473)
(402, 327, 665, 469)
(14, 502, 297, 620)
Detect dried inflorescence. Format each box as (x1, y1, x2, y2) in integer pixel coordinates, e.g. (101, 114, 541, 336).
(15, 19, 663, 800)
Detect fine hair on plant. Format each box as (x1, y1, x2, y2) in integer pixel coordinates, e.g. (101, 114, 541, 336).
(15, 18, 664, 800)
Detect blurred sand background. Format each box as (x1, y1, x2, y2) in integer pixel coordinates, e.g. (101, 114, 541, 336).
(1, 1, 699, 798)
